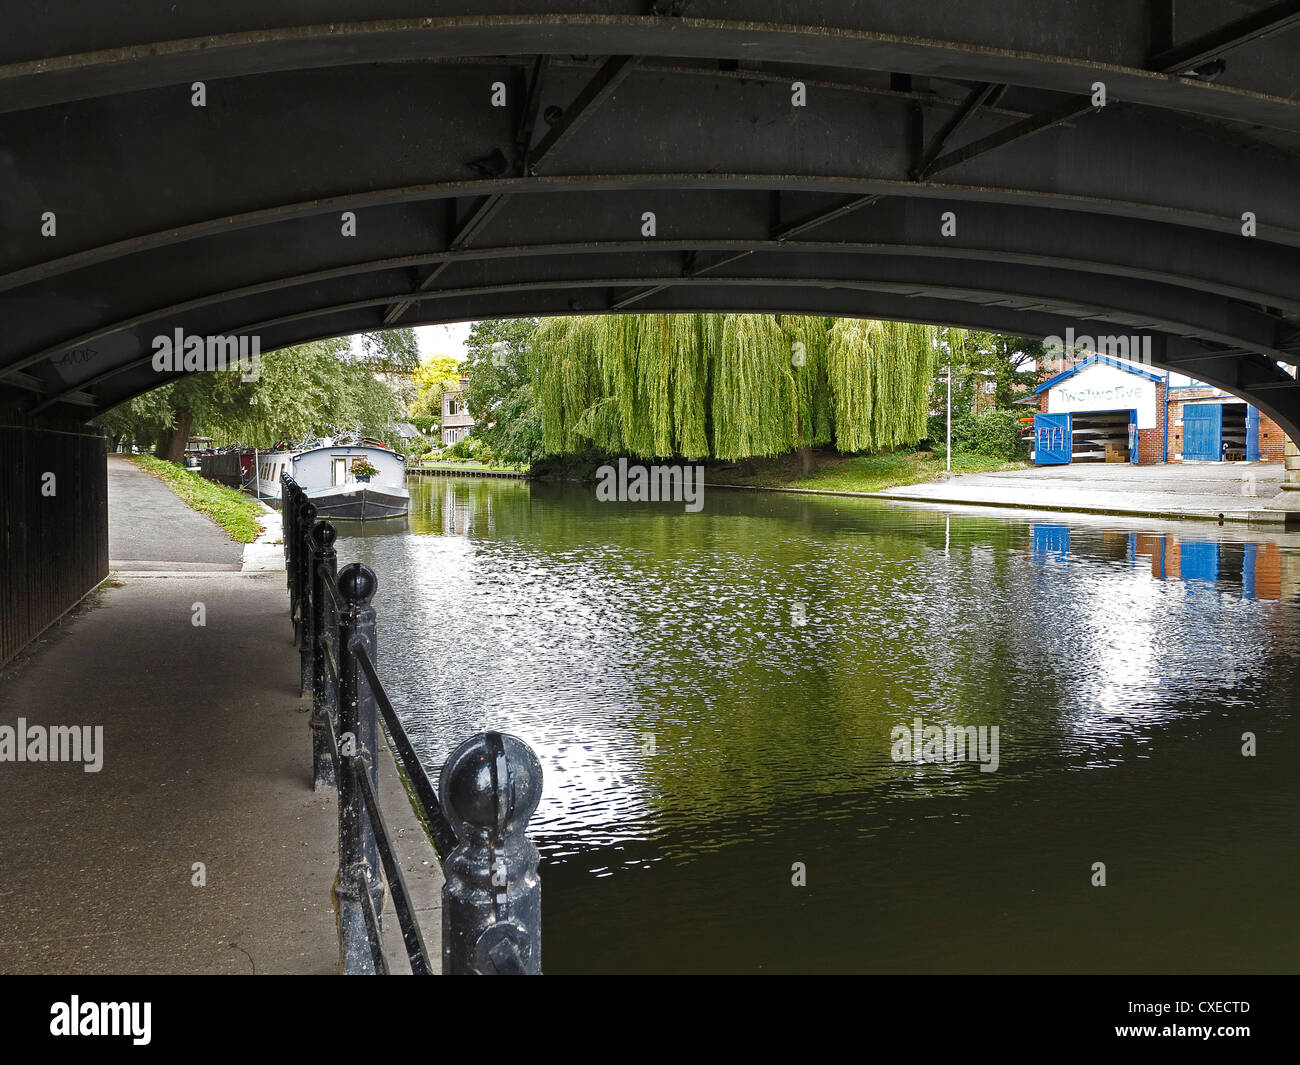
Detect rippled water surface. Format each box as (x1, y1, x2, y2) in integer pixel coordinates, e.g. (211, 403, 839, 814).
(338, 476, 1300, 973)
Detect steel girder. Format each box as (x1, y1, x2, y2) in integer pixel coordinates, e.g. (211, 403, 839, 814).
(1, 4, 1298, 440)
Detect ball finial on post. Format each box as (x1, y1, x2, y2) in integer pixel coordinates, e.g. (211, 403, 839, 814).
(337, 562, 377, 604)
(310, 519, 337, 552)
(440, 731, 544, 974)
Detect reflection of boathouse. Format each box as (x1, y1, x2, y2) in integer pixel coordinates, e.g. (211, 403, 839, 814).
(1031, 524, 1298, 601)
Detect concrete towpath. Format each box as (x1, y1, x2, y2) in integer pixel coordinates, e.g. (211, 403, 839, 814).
(0, 455, 441, 974)
(872, 461, 1291, 524)
(107, 454, 246, 571)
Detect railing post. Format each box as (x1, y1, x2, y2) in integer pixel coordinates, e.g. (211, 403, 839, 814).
(291, 494, 311, 647)
(280, 473, 291, 574)
(335, 562, 386, 974)
(440, 731, 543, 974)
(310, 519, 338, 792)
(296, 501, 317, 692)
(285, 478, 301, 626)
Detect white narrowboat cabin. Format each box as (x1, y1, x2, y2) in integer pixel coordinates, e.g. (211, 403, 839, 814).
(256, 444, 409, 519)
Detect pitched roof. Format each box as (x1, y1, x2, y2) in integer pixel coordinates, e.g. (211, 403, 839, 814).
(1033, 354, 1167, 394)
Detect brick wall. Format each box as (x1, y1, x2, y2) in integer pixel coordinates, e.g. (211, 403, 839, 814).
(1137, 428, 1162, 464)
(1144, 380, 1167, 464)
(1258, 412, 1287, 460)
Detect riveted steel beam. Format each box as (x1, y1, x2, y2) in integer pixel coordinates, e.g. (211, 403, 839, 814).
(1149, 1, 1300, 73)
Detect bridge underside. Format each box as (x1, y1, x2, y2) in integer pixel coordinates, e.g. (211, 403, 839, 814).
(1, 2, 1299, 439)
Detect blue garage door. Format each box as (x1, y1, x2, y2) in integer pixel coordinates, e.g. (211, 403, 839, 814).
(1183, 404, 1223, 461)
(1246, 406, 1261, 462)
(1034, 413, 1072, 465)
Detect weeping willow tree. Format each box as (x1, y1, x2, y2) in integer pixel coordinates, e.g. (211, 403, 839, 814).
(826, 319, 935, 453)
(711, 314, 797, 459)
(780, 314, 835, 449)
(533, 313, 940, 461)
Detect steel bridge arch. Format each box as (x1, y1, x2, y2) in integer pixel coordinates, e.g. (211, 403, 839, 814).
(2, 2, 1298, 441)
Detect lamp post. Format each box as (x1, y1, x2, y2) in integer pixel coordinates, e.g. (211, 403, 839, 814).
(946, 357, 952, 473)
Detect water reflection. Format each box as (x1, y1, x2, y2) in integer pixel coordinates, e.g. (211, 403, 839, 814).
(1031, 523, 1296, 600)
(336, 477, 1300, 973)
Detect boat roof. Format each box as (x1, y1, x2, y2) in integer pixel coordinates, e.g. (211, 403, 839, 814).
(292, 443, 405, 464)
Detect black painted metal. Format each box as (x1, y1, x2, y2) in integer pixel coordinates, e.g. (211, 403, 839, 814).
(0, 426, 108, 667)
(354, 649, 461, 858)
(296, 498, 317, 694)
(1, 6, 1298, 444)
(440, 731, 544, 975)
(309, 518, 339, 792)
(282, 476, 539, 974)
(351, 756, 435, 976)
(334, 561, 386, 975)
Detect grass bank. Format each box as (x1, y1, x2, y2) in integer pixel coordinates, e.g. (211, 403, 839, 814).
(129, 455, 265, 543)
(709, 449, 1030, 494)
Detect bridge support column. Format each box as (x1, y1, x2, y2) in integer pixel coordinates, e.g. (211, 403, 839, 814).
(1262, 436, 1300, 522)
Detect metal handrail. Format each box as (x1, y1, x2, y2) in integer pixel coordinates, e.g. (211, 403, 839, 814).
(317, 703, 433, 974)
(278, 472, 544, 975)
(353, 643, 459, 857)
(351, 756, 435, 975)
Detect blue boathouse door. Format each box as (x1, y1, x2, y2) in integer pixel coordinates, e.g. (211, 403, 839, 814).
(1183, 404, 1223, 461)
(1246, 406, 1261, 461)
(1033, 413, 1072, 465)
(1034, 413, 1076, 465)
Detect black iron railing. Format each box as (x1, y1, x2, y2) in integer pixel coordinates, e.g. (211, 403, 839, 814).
(280, 472, 543, 975)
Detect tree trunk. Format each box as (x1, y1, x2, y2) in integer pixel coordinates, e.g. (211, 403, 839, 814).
(798, 445, 813, 476)
(155, 410, 193, 462)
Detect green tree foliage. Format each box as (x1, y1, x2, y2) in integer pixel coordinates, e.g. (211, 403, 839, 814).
(532, 313, 938, 461)
(460, 318, 546, 466)
(965, 409, 1025, 459)
(780, 314, 835, 448)
(931, 328, 1040, 415)
(94, 337, 405, 457)
(358, 327, 422, 375)
(410, 355, 463, 418)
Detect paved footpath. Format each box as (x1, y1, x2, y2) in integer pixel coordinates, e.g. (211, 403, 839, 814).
(108, 455, 246, 570)
(0, 456, 441, 974)
(873, 461, 1291, 523)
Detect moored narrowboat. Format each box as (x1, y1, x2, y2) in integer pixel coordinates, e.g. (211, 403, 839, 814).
(255, 443, 409, 519)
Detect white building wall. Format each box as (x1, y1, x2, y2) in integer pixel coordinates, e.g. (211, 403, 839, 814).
(1047, 363, 1158, 429)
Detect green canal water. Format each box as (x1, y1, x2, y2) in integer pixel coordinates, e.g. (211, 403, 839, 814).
(337, 475, 1300, 974)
